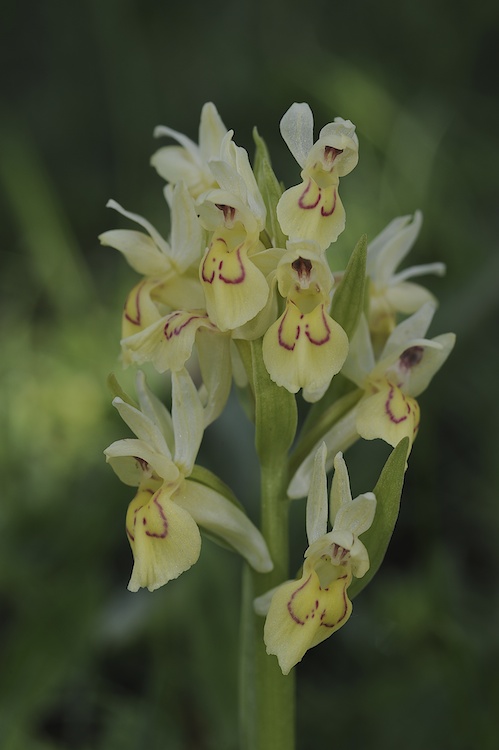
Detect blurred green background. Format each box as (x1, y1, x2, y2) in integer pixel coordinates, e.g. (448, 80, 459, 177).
(1, 1, 498, 748)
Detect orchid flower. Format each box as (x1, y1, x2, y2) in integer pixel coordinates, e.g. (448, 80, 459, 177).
(196, 133, 272, 332)
(288, 303, 455, 498)
(104, 369, 273, 591)
(276, 103, 359, 249)
(262, 241, 348, 401)
(366, 211, 446, 344)
(256, 445, 375, 674)
(151, 102, 228, 199)
(99, 182, 206, 339)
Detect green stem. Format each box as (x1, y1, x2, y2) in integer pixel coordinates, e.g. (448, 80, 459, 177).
(239, 460, 295, 750)
(239, 340, 297, 750)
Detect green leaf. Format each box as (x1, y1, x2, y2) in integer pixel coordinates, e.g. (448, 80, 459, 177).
(253, 127, 287, 249)
(349, 437, 409, 599)
(250, 338, 297, 465)
(107, 372, 139, 409)
(330, 233, 367, 340)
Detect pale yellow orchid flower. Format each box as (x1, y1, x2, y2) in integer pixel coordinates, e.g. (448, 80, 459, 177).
(195, 134, 271, 332)
(104, 370, 273, 591)
(276, 103, 358, 249)
(99, 183, 206, 341)
(257, 446, 375, 674)
(151, 102, 228, 199)
(366, 211, 445, 346)
(262, 242, 348, 402)
(288, 303, 455, 498)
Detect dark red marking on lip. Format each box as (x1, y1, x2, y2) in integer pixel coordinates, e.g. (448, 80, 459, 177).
(201, 240, 246, 285)
(277, 307, 295, 351)
(144, 494, 169, 539)
(298, 179, 321, 210)
(319, 573, 350, 629)
(304, 306, 331, 346)
(124, 280, 147, 326)
(126, 487, 154, 542)
(163, 311, 209, 340)
(218, 247, 246, 284)
(385, 385, 410, 424)
(287, 575, 313, 625)
(201, 237, 228, 283)
(320, 188, 337, 217)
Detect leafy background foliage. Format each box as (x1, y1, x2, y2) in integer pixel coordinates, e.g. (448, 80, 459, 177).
(1, 1, 498, 747)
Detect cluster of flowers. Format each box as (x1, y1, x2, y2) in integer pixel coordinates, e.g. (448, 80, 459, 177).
(102, 102, 454, 674)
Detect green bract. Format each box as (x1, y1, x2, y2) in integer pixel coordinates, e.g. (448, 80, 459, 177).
(349, 437, 409, 599)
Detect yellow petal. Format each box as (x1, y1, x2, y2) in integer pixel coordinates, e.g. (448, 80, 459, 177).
(276, 180, 346, 249)
(122, 279, 162, 339)
(200, 234, 269, 331)
(356, 380, 420, 448)
(126, 486, 201, 592)
(122, 310, 218, 372)
(262, 301, 348, 401)
(264, 566, 352, 674)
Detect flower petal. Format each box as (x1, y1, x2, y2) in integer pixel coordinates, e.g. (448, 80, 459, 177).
(105, 199, 170, 255)
(384, 280, 436, 314)
(171, 368, 204, 476)
(263, 566, 352, 674)
(122, 279, 163, 340)
(280, 102, 314, 168)
(405, 332, 456, 398)
(368, 211, 422, 284)
(135, 371, 174, 453)
(306, 443, 328, 545)
(169, 182, 206, 272)
(175, 480, 273, 573)
(121, 311, 217, 373)
(329, 452, 353, 524)
(126, 487, 201, 591)
(198, 102, 228, 160)
(196, 328, 232, 426)
(276, 181, 345, 249)
(333, 492, 376, 542)
(111, 397, 172, 458)
(380, 302, 436, 362)
(104, 438, 179, 485)
(356, 382, 420, 448)
(200, 235, 270, 331)
(151, 145, 208, 195)
(99, 229, 170, 276)
(262, 301, 348, 401)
